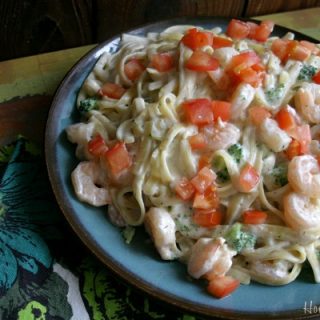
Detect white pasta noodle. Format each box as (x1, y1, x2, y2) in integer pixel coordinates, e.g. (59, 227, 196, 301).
(248, 261, 302, 285)
(306, 240, 320, 283)
(66, 20, 320, 297)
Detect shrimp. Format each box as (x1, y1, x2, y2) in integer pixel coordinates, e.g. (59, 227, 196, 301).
(284, 192, 320, 230)
(202, 118, 240, 151)
(212, 47, 238, 67)
(311, 124, 320, 140)
(187, 237, 236, 279)
(295, 83, 320, 124)
(71, 161, 111, 206)
(258, 118, 291, 152)
(144, 207, 182, 260)
(249, 260, 297, 285)
(309, 124, 320, 156)
(230, 83, 255, 121)
(66, 122, 95, 160)
(287, 155, 320, 198)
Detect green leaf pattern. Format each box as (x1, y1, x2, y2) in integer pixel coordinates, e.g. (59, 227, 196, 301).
(0, 138, 197, 320)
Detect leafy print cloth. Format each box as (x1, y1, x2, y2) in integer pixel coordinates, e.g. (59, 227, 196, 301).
(0, 138, 197, 320)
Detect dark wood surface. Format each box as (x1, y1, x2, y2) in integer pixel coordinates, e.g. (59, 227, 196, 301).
(0, 0, 93, 61)
(95, 0, 245, 43)
(245, 0, 320, 16)
(1, 0, 320, 62)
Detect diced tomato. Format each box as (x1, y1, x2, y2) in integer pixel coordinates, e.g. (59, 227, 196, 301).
(271, 38, 290, 62)
(242, 210, 267, 224)
(302, 40, 320, 55)
(313, 47, 320, 55)
(191, 167, 216, 193)
(226, 19, 249, 39)
(235, 64, 256, 79)
(193, 186, 219, 209)
(247, 22, 259, 39)
(226, 51, 263, 87)
(251, 63, 266, 72)
(235, 66, 263, 87)
(313, 70, 320, 84)
(100, 82, 126, 99)
(248, 106, 271, 126)
(272, 39, 311, 63)
(261, 21, 275, 32)
(300, 40, 316, 52)
(227, 51, 261, 73)
(211, 100, 231, 122)
(193, 209, 223, 228)
(252, 20, 274, 42)
(175, 177, 195, 201)
(287, 41, 311, 61)
(182, 98, 214, 125)
(238, 163, 259, 192)
(202, 31, 214, 45)
(207, 275, 240, 299)
(88, 134, 108, 157)
(124, 58, 145, 81)
(189, 133, 207, 150)
(247, 20, 274, 42)
(104, 142, 132, 176)
(150, 53, 174, 72)
(275, 108, 296, 132)
(181, 28, 213, 50)
(212, 36, 233, 49)
(285, 139, 301, 160)
(198, 153, 212, 170)
(185, 50, 219, 72)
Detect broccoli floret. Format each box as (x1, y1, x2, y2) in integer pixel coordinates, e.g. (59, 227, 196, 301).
(227, 143, 243, 164)
(225, 223, 256, 253)
(272, 163, 288, 187)
(121, 226, 135, 244)
(216, 167, 230, 182)
(212, 156, 230, 182)
(78, 97, 97, 114)
(298, 65, 317, 81)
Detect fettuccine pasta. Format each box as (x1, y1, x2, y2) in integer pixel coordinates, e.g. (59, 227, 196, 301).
(66, 19, 320, 298)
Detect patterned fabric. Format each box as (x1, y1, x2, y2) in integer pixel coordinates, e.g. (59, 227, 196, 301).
(0, 138, 197, 320)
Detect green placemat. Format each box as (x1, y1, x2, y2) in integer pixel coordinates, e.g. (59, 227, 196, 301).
(0, 138, 197, 320)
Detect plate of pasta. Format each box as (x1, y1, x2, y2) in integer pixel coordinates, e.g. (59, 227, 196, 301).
(45, 17, 320, 319)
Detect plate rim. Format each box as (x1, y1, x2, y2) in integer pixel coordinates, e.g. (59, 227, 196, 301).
(45, 16, 319, 320)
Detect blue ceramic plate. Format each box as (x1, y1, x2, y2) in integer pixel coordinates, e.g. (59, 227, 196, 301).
(45, 17, 320, 319)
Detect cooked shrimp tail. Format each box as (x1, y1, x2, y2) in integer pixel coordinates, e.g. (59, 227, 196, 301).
(71, 161, 111, 206)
